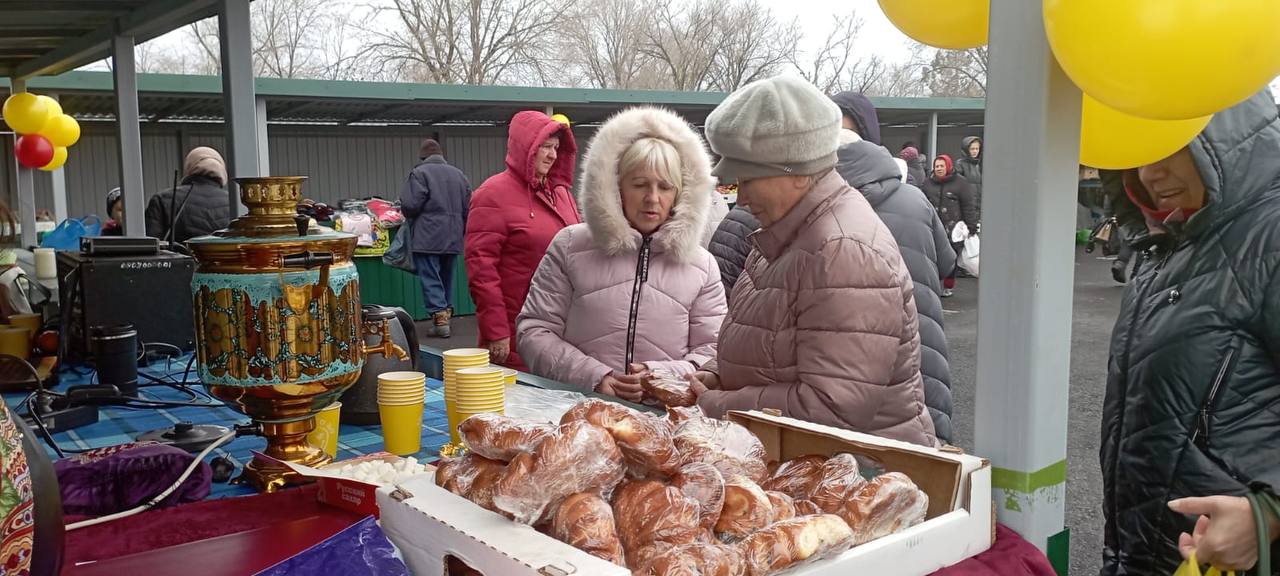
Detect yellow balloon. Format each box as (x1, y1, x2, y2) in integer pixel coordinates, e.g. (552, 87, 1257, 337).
(878, 0, 989, 50)
(2, 93, 50, 134)
(1080, 95, 1211, 170)
(36, 95, 62, 119)
(550, 113, 571, 127)
(41, 114, 80, 148)
(1045, 0, 1280, 121)
(38, 147, 67, 172)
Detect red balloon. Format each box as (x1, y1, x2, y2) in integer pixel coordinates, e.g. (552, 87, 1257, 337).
(15, 134, 53, 169)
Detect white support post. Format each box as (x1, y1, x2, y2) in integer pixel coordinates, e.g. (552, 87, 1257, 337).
(544, 105, 554, 116)
(974, 0, 1081, 573)
(48, 94, 68, 223)
(927, 111, 939, 164)
(255, 96, 270, 176)
(11, 79, 37, 248)
(219, 0, 258, 215)
(112, 34, 146, 237)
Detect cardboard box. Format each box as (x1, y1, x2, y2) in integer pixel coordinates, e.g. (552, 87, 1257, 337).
(255, 451, 424, 518)
(377, 410, 992, 576)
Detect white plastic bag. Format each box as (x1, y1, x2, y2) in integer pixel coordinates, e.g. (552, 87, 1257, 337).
(959, 235, 980, 277)
(950, 221, 970, 244)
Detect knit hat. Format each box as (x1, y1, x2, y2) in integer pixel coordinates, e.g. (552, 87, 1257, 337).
(899, 146, 920, 163)
(705, 75, 842, 180)
(419, 139, 443, 159)
(182, 147, 227, 187)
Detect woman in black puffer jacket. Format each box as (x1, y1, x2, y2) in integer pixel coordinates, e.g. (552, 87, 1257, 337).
(1101, 90, 1280, 575)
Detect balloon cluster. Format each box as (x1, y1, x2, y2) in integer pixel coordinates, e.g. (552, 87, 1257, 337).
(876, 0, 1280, 169)
(3, 93, 81, 171)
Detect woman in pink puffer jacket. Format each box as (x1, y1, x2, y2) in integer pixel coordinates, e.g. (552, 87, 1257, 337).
(517, 107, 728, 400)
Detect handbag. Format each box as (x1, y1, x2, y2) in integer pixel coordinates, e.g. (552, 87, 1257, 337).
(382, 220, 415, 273)
(40, 215, 101, 251)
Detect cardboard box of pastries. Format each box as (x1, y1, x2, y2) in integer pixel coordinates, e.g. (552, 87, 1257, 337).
(376, 409, 993, 576)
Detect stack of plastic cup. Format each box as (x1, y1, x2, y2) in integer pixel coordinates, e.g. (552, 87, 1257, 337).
(502, 368, 518, 386)
(377, 371, 426, 456)
(442, 348, 490, 445)
(453, 366, 505, 422)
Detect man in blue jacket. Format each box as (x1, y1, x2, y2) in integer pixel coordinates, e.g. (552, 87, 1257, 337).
(400, 139, 472, 338)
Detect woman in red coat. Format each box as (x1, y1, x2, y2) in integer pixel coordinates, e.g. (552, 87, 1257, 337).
(464, 111, 580, 371)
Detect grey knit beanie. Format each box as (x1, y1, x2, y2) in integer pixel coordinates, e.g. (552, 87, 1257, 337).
(705, 75, 842, 180)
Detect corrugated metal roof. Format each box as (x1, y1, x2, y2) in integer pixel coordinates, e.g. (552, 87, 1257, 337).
(1, 71, 987, 127)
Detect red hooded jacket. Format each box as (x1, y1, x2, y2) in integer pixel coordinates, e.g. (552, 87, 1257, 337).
(464, 111, 580, 370)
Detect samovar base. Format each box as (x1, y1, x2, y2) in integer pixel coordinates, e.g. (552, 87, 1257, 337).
(234, 419, 333, 493)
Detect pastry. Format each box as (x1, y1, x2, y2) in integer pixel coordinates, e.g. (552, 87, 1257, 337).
(714, 475, 772, 540)
(670, 461, 725, 536)
(838, 472, 930, 545)
(761, 455, 827, 499)
(793, 499, 822, 516)
(632, 542, 746, 576)
(458, 413, 554, 462)
(808, 453, 865, 513)
(642, 372, 697, 407)
(491, 420, 626, 524)
(740, 514, 855, 576)
(673, 414, 768, 483)
(765, 491, 797, 524)
(550, 492, 625, 565)
(562, 399, 681, 476)
(611, 480, 702, 566)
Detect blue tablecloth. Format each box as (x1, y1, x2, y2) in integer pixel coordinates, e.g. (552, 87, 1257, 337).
(5, 355, 450, 499)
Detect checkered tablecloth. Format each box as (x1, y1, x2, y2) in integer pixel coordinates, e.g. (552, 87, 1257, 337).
(5, 355, 450, 499)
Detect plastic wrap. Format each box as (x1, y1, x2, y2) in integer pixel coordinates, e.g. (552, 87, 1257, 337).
(505, 384, 589, 424)
(793, 499, 822, 516)
(765, 491, 797, 524)
(673, 412, 769, 484)
(256, 515, 410, 576)
(641, 370, 697, 407)
(665, 405, 705, 426)
(632, 542, 746, 576)
(760, 455, 827, 499)
(458, 413, 555, 462)
(610, 479, 703, 567)
(434, 453, 509, 512)
(549, 492, 626, 566)
(809, 453, 866, 514)
(713, 475, 773, 541)
(740, 514, 855, 576)
(669, 461, 725, 536)
(561, 399, 681, 477)
(838, 472, 929, 545)
(491, 420, 626, 525)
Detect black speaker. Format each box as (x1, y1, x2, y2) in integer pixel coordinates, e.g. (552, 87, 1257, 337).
(57, 250, 195, 363)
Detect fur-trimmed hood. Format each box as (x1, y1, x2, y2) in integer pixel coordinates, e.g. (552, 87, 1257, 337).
(579, 106, 714, 263)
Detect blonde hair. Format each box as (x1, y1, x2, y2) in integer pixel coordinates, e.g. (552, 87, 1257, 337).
(618, 137, 682, 191)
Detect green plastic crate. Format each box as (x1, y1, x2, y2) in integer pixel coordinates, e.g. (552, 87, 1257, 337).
(353, 229, 474, 320)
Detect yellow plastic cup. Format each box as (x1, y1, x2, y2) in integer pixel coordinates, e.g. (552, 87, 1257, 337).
(380, 401, 424, 455)
(503, 368, 518, 386)
(306, 401, 342, 458)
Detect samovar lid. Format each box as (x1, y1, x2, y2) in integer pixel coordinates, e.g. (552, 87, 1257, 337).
(189, 176, 356, 244)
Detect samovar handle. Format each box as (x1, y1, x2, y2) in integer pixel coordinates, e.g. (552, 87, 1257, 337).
(363, 315, 409, 361)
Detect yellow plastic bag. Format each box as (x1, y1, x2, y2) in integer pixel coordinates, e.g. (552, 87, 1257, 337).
(1173, 553, 1235, 576)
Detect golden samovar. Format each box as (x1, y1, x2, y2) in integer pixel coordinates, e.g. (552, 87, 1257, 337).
(189, 177, 406, 492)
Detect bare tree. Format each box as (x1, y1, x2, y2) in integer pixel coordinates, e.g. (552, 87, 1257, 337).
(791, 11, 862, 94)
(706, 0, 799, 92)
(640, 0, 730, 91)
(254, 0, 331, 78)
(562, 0, 658, 89)
(923, 48, 987, 97)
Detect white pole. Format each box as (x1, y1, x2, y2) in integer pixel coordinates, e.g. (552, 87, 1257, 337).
(112, 35, 146, 237)
(11, 79, 37, 248)
(255, 96, 270, 176)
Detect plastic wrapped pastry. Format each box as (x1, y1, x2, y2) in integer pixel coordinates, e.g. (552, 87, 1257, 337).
(760, 455, 827, 499)
(714, 475, 773, 540)
(458, 413, 554, 462)
(740, 514, 855, 576)
(491, 420, 626, 524)
(434, 454, 505, 497)
(765, 491, 797, 524)
(670, 461, 725, 536)
(673, 412, 768, 484)
(665, 405, 705, 426)
(611, 480, 702, 566)
(792, 499, 822, 516)
(560, 399, 681, 476)
(550, 492, 625, 565)
(632, 542, 746, 576)
(808, 453, 866, 514)
(838, 472, 929, 545)
(641, 371, 697, 407)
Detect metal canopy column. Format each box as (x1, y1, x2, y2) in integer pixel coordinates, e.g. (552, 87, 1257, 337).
(255, 96, 270, 175)
(112, 33, 146, 237)
(10, 79, 37, 248)
(927, 111, 939, 164)
(219, 0, 258, 215)
(974, 0, 1081, 572)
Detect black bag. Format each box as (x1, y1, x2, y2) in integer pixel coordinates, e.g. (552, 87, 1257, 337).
(382, 222, 415, 273)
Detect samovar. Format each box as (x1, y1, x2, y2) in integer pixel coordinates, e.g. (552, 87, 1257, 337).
(189, 176, 407, 492)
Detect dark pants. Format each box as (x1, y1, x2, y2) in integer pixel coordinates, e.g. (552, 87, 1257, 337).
(413, 253, 455, 315)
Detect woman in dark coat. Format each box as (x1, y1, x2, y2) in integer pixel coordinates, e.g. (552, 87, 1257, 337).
(707, 205, 758, 296)
(919, 154, 978, 297)
(1101, 90, 1280, 575)
(956, 136, 983, 216)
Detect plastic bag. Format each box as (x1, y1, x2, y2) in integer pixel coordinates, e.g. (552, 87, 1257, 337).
(739, 514, 854, 576)
(672, 409, 769, 483)
(40, 215, 101, 251)
(611, 479, 703, 567)
(382, 219, 415, 272)
(1172, 553, 1234, 576)
(949, 220, 970, 244)
(561, 399, 681, 477)
(550, 492, 625, 565)
(641, 370, 696, 407)
(670, 461, 725, 535)
(491, 420, 626, 525)
(809, 453, 867, 513)
(433, 453, 508, 512)
(632, 542, 745, 576)
(457, 413, 554, 462)
(761, 455, 827, 500)
(838, 472, 929, 545)
(255, 515, 410, 576)
(714, 475, 773, 540)
(959, 234, 980, 277)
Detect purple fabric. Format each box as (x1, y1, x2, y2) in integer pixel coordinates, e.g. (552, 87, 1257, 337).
(933, 524, 1057, 576)
(254, 515, 409, 576)
(54, 442, 211, 517)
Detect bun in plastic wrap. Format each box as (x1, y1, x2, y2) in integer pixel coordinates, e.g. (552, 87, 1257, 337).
(670, 461, 725, 536)
(765, 491, 797, 524)
(665, 405, 705, 426)
(561, 399, 681, 476)
(838, 472, 929, 545)
(633, 542, 746, 576)
(792, 499, 822, 516)
(641, 372, 697, 407)
(740, 514, 855, 576)
(714, 475, 772, 540)
(458, 413, 554, 462)
(492, 420, 626, 524)
(550, 492, 625, 565)
(673, 412, 768, 484)
(808, 453, 866, 513)
(761, 455, 827, 499)
(611, 480, 702, 566)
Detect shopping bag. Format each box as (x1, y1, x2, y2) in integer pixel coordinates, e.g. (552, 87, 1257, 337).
(1173, 553, 1234, 576)
(950, 221, 970, 244)
(39, 215, 101, 251)
(382, 220, 415, 273)
(958, 234, 980, 277)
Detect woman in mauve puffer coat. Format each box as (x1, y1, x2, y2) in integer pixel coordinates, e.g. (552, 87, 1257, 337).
(517, 107, 727, 400)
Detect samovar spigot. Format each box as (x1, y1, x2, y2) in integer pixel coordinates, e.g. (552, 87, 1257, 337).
(363, 314, 409, 361)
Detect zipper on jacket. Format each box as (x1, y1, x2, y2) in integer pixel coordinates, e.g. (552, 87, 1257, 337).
(624, 236, 653, 373)
(1190, 348, 1236, 447)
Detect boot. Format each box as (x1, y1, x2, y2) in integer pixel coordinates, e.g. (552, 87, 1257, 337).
(432, 310, 451, 338)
